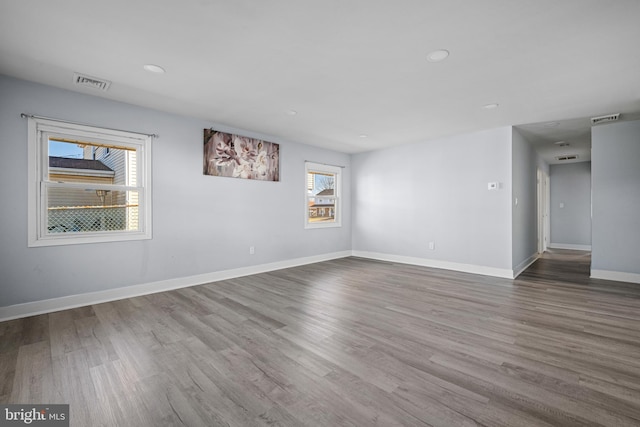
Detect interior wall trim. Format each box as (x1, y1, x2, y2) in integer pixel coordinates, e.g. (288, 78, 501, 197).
(0, 251, 352, 322)
(513, 252, 540, 279)
(352, 250, 515, 279)
(548, 243, 592, 251)
(591, 269, 640, 284)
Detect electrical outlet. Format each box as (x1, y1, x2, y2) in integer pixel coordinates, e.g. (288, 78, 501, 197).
(249, 246, 255, 255)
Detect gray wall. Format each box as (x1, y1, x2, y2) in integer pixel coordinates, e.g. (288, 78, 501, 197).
(592, 120, 640, 275)
(511, 129, 539, 271)
(11, 72, 628, 310)
(549, 162, 592, 248)
(352, 127, 513, 271)
(0, 75, 351, 307)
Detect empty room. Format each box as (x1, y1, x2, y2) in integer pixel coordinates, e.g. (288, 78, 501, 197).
(1, 1, 640, 426)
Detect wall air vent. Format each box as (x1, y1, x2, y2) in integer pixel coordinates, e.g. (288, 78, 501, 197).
(73, 72, 111, 91)
(556, 155, 579, 161)
(590, 113, 620, 125)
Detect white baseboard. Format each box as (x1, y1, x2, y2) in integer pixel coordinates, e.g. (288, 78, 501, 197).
(352, 251, 515, 279)
(513, 252, 540, 278)
(548, 243, 592, 251)
(590, 269, 640, 284)
(0, 251, 351, 322)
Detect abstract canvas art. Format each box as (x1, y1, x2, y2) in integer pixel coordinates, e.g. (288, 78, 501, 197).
(203, 129, 279, 181)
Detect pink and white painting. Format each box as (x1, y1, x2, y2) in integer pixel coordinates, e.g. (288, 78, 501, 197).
(203, 129, 279, 181)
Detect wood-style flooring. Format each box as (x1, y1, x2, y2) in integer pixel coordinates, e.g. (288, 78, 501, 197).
(2, 249, 640, 426)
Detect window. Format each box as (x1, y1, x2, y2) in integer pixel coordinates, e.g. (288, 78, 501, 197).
(27, 117, 152, 246)
(305, 162, 341, 228)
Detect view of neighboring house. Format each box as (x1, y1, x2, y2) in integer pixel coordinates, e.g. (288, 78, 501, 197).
(307, 170, 336, 222)
(308, 188, 335, 221)
(47, 142, 138, 233)
(49, 156, 115, 205)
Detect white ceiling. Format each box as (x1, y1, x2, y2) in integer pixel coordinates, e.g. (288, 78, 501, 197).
(1, 0, 639, 160)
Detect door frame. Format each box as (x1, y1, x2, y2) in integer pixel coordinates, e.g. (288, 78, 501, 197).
(537, 168, 550, 253)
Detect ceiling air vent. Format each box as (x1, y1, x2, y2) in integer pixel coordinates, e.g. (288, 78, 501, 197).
(590, 113, 620, 125)
(73, 72, 111, 91)
(556, 155, 579, 161)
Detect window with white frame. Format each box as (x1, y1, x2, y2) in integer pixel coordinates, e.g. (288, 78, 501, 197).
(305, 162, 341, 228)
(27, 117, 152, 247)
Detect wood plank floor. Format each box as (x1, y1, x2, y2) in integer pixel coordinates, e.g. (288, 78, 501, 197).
(2, 249, 640, 426)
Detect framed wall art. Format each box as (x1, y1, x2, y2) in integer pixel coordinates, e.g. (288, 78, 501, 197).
(203, 129, 279, 181)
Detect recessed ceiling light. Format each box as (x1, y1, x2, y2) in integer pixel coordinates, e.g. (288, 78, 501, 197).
(542, 121, 559, 127)
(287, 110, 297, 115)
(427, 49, 450, 62)
(143, 64, 166, 73)
(482, 103, 499, 110)
(359, 134, 368, 138)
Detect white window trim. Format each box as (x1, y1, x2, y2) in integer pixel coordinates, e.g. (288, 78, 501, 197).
(305, 162, 341, 229)
(27, 117, 152, 247)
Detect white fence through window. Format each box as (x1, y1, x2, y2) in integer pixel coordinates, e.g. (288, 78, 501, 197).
(47, 205, 139, 233)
